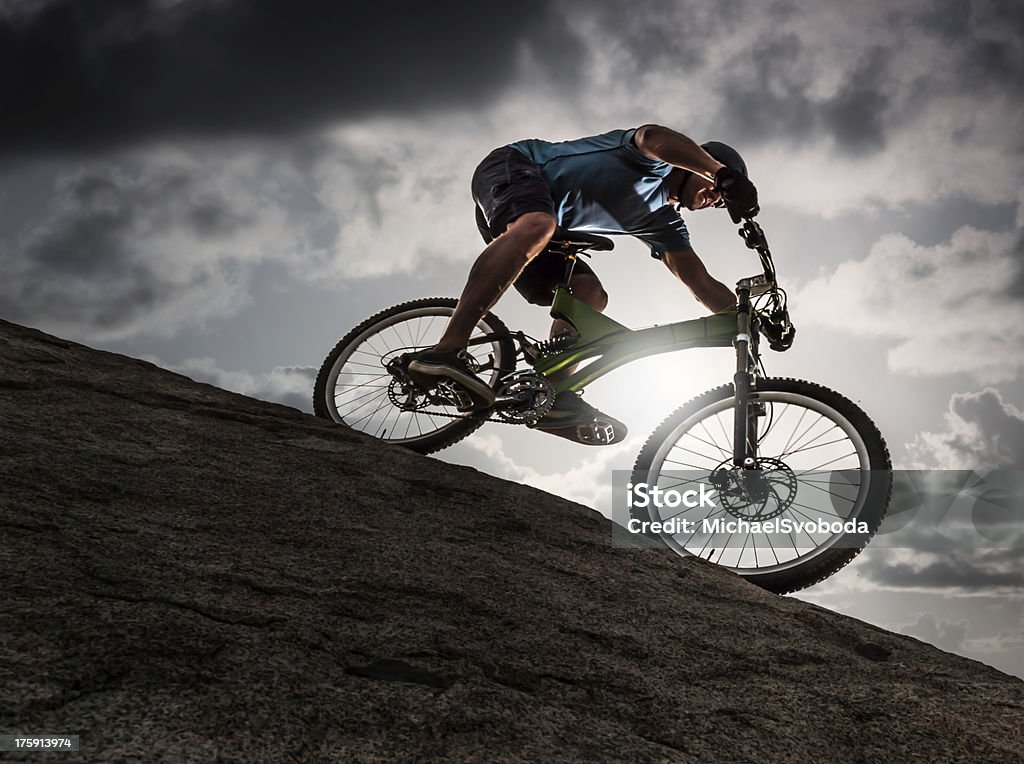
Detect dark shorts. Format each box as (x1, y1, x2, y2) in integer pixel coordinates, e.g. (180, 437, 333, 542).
(471, 146, 555, 239)
(471, 146, 597, 306)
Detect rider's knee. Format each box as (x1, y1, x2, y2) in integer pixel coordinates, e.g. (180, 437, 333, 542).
(507, 212, 557, 250)
(572, 274, 608, 311)
(517, 283, 555, 307)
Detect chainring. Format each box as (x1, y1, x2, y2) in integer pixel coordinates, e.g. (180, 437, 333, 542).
(494, 372, 555, 425)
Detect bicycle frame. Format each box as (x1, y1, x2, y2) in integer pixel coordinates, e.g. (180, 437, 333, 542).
(467, 221, 781, 465)
(509, 278, 763, 467)
(535, 288, 739, 393)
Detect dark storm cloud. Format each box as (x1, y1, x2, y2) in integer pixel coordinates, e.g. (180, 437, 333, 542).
(0, 0, 582, 157)
(897, 1, 1024, 130)
(916, 0, 973, 41)
(939, 389, 1024, 469)
(0, 163, 264, 333)
(818, 48, 890, 155)
(716, 39, 893, 156)
(569, 1, 714, 74)
(1003, 234, 1024, 298)
(861, 549, 1024, 591)
(715, 35, 819, 146)
(678, 0, 1022, 156)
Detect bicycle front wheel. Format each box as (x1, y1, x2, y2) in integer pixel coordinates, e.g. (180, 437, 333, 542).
(313, 298, 516, 454)
(631, 378, 892, 594)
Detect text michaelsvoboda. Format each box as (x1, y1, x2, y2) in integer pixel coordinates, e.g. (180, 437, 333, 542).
(626, 517, 870, 535)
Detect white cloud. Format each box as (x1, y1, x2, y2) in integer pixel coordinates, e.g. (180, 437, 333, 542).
(794, 224, 1024, 382)
(909, 388, 1024, 469)
(900, 611, 969, 652)
(444, 430, 639, 514)
(307, 119, 487, 280)
(153, 355, 317, 413)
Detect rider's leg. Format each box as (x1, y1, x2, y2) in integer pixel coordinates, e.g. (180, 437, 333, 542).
(549, 271, 608, 339)
(547, 271, 607, 383)
(520, 266, 625, 444)
(432, 211, 556, 353)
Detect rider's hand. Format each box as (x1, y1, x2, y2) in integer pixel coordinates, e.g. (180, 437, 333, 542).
(715, 167, 759, 223)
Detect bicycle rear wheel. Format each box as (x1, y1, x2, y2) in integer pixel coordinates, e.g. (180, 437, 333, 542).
(631, 378, 892, 594)
(313, 298, 516, 454)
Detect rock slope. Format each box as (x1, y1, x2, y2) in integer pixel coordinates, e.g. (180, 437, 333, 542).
(1, 319, 1021, 762)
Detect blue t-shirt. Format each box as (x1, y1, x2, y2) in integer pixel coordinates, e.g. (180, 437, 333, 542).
(509, 128, 690, 257)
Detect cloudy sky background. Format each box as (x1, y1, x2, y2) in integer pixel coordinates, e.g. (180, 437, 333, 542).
(1, 0, 1020, 677)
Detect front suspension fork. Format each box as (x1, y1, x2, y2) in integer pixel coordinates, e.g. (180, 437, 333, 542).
(732, 289, 758, 468)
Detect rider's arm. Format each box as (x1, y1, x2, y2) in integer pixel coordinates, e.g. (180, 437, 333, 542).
(661, 248, 736, 313)
(634, 125, 724, 179)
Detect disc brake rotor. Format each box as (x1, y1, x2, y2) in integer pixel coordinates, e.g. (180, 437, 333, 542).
(387, 378, 429, 411)
(710, 457, 798, 521)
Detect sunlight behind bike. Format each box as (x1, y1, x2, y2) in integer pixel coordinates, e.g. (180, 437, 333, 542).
(314, 220, 892, 594)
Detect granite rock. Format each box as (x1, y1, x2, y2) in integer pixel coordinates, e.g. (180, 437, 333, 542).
(1, 319, 1021, 762)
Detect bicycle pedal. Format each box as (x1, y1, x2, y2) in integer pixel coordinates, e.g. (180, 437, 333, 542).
(576, 420, 617, 445)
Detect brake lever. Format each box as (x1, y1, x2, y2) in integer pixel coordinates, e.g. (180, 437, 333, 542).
(738, 219, 768, 251)
(738, 219, 776, 283)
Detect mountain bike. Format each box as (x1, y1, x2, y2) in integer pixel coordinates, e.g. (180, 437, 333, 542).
(313, 221, 892, 593)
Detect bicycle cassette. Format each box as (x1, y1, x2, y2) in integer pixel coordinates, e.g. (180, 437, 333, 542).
(494, 372, 555, 425)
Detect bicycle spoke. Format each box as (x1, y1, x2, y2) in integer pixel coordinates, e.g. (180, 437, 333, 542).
(639, 385, 883, 578)
(664, 446, 721, 469)
(777, 425, 844, 460)
(713, 413, 732, 456)
(778, 405, 810, 458)
(680, 428, 730, 459)
(653, 474, 708, 492)
(795, 451, 859, 472)
(334, 377, 389, 399)
(778, 409, 826, 460)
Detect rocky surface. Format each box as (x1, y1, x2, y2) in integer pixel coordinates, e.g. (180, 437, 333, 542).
(1, 318, 1021, 763)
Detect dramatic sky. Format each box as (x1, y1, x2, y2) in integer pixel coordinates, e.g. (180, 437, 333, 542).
(2, 0, 1021, 677)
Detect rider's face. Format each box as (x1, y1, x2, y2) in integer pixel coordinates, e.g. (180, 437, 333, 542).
(680, 174, 722, 211)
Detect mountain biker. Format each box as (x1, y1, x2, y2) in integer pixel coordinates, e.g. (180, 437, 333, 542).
(403, 124, 759, 445)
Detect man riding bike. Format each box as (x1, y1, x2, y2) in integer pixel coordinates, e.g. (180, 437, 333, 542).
(402, 124, 760, 445)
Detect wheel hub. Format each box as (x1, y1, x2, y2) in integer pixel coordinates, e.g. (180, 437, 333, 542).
(709, 457, 798, 521)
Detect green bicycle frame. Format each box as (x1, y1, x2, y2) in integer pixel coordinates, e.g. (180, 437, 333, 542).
(533, 286, 739, 395)
(475, 228, 776, 466)
(517, 276, 764, 467)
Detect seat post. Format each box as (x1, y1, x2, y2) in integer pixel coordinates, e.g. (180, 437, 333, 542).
(560, 246, 579, 288)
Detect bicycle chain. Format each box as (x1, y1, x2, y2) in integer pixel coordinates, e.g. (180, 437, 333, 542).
(390, 373, 553, 426)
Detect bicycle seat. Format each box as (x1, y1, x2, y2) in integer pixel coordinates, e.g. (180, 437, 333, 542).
(548, 228, 615, 253)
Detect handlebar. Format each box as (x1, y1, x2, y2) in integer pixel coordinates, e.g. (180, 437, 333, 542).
(738, 219, 776, 283)
(736, 219, 795, 352)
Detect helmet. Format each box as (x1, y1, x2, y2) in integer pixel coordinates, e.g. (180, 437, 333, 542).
(701, 141, 748, 177)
